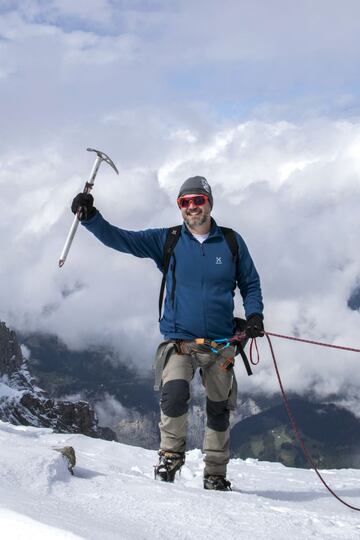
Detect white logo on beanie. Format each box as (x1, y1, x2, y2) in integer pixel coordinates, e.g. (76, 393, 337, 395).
(201, 178, 211, 193)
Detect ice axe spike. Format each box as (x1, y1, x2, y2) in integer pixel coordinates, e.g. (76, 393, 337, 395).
(58, 148, 118, 268)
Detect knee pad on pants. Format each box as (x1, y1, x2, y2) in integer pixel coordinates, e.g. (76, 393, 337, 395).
(206, 398, 230, 431)
(160, 379, 190, 417)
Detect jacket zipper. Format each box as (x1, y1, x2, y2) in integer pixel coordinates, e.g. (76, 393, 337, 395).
(200, 242, 208, 336)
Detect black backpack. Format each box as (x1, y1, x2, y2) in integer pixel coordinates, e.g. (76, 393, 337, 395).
(158, 225, 253, 376)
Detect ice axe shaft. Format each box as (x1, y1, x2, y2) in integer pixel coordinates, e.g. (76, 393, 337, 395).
(58, 148, 118, 268)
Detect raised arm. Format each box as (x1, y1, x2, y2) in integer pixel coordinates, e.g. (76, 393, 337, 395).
(82, 211, 166, 269)
(70, 192, 166, 269)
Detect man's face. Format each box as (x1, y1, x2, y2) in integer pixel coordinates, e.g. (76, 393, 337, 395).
(178, 194, 212, 228)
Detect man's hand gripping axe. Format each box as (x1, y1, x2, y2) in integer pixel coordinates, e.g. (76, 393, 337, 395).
(58, 148, 118, 268)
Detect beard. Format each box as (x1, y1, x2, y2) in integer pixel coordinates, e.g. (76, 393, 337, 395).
(184, 208, 210, 228)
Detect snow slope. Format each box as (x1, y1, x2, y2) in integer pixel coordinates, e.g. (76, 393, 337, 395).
(0, 421, 359, 539)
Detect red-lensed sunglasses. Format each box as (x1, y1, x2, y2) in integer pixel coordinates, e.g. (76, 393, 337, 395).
(177, 194, 209, 208)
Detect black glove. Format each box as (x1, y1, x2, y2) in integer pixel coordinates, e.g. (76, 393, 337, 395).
(245, 314, 264, 338)
(71, 193, 97, 221)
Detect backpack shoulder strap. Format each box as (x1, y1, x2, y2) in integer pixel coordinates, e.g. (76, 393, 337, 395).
(220, 226, 239, 262)
(158, 226, 182, 321)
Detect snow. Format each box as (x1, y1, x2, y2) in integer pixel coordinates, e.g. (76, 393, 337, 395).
(0, 508, 83, 539)
(0, 421, 360, 539)
(0, 377, 23, 399)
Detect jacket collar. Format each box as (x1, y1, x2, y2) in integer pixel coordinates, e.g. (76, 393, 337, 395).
(182, 218, 222, 239)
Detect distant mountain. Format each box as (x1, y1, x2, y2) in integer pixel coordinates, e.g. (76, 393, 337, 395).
(20, 331, 161, 447)
(348, 284, 360, 310)
(20, 331, 264, 449)
(0, 321, 116, 440)
(231, 398, 360, 469)
(21, 332, 158, 414)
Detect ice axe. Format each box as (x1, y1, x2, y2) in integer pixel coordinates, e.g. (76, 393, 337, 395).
(58, 148, 118, 268)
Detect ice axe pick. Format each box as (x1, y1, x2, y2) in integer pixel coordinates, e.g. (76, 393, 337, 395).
(58, 148, 118, 268)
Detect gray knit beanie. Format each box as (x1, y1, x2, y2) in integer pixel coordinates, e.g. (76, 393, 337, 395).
(177, 176, 213, 208)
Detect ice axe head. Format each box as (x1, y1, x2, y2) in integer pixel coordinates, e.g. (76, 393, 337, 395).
(87, 148, 119, 175)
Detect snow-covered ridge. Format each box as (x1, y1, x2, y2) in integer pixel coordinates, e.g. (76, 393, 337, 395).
(0, 420, 360, 540)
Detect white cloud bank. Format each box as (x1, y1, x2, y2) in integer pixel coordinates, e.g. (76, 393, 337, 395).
(0, 117, 359, 402)
(0, 2, 360, 403)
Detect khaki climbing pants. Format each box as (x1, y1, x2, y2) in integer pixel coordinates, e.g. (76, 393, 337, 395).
(155, 340, 236, 477)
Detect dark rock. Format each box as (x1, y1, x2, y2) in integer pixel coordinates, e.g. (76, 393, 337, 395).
(54, 446, 76, 474)
(0, 321, 23, 375)
(0, 320, 117, 442)
(348, 284, 360, 311)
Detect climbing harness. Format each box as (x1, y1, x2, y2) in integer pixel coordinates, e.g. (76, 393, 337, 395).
(194, 317, 253, 376)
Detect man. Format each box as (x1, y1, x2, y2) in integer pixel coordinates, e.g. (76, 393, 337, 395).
(71, 175, 264, 491)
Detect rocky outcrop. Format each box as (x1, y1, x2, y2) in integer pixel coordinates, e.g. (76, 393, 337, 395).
(0, 322, 23, 375)
(0, 321, 117, 441)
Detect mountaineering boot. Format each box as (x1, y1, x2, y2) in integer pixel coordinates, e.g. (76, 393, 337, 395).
(154, 451, 185, 482)
(204, 475, 232, 491)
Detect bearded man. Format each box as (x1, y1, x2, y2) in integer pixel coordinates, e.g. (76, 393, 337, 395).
(71, 175, 264, 491)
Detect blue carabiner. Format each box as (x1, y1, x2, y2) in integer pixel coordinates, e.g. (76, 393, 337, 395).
(211, 341, 231, 354)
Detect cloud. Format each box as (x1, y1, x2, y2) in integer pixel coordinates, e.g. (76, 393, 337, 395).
(0, 115, 360, 403)
(1, 0, 114, 28)
(2, 1, 360, 127)
(94, 392, 129, 428)
(1, 3, 360, 404)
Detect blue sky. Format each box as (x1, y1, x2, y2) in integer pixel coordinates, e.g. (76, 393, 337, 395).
(1, 1, 360, 404)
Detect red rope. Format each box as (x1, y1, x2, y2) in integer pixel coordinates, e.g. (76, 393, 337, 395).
(266, 331, 360, 354)
(256, 331, 360, 512)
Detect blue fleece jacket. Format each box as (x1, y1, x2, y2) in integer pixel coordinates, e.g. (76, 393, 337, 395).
(82, 212, 263, 340)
